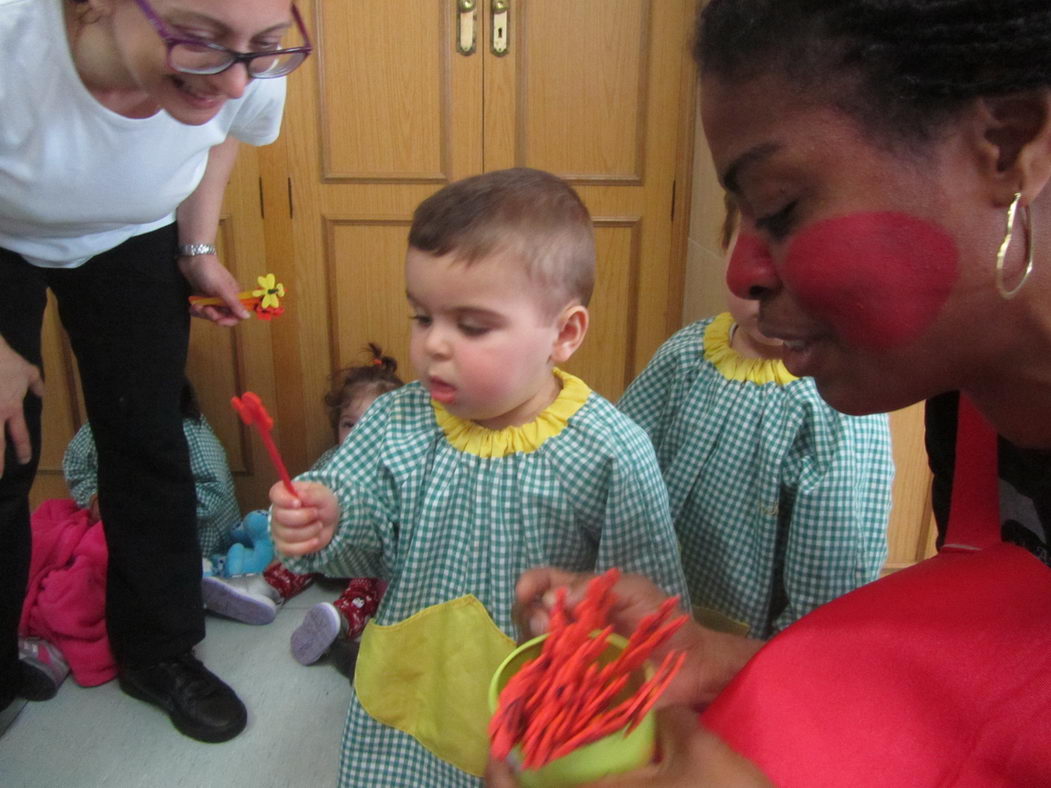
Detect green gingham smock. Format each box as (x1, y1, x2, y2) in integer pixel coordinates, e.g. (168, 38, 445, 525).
(284, 369, 687, 787)
(62, 417, 241, 557)
(619, 314, 894, 639)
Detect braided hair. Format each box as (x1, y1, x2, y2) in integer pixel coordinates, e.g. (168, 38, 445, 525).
(324, 343, 404, 435)
(696, 0, 1051, 146)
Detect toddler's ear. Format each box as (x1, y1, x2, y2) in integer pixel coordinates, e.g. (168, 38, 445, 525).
(550, 304, 589, 364)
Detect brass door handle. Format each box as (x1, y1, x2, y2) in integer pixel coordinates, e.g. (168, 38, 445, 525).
(491, 0, 509, 56)
(457, 0, 476, 55)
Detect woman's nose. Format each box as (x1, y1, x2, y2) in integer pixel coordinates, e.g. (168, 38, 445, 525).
(209, 63, 251, 100)
(726, 232, 781, 300)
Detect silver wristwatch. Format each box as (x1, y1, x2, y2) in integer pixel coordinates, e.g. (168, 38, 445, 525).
(178, 243, 217, 257)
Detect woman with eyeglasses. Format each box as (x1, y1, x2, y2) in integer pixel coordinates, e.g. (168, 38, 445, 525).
(0, 0, 310, 742)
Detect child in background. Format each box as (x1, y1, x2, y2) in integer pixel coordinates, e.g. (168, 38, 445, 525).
(270, 168, 688, 787)
(288, 345, 403, 666)
(619, 197, 894, 639)
(201, 347, 402, 648)
(64, 380, 242, 562)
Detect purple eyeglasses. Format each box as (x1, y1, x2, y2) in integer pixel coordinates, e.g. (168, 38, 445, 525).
(133, 0, 313, 79)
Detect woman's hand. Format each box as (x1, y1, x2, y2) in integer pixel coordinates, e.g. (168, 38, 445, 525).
(0, 338, 44, 476)
(485, 707, 772, 787)
(268, 480, 340, 556)
(176, 136, 245, 326)
(514, 568, 670, 643)
(514, 568, 763, 708)
(179, 254, 251, 326)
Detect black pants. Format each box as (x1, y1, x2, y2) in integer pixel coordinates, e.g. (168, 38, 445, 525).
(0, 225, 204, 706)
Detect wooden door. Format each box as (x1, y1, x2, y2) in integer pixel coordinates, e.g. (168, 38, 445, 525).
(267, 0, 698, 469)
(882, 403, 938, 574)
(29, 144, 282, 513)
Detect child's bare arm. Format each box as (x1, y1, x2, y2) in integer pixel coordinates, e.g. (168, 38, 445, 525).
(269, 480, 340, 556)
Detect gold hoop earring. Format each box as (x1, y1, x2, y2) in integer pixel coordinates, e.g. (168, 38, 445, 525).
(995, 192, 1034, 300)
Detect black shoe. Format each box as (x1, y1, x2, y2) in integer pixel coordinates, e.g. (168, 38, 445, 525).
(328, 636, 360, 680)
(119, 652, 247, 743)
(17, 661, 57, 702)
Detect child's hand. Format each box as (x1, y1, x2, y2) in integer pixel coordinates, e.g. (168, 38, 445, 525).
(269, 480, 339, 556)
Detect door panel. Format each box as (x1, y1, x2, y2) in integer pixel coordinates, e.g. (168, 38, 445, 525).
(562, 222, 639, 399)
(513, 0, 649, 180)
(317, 1, 467, 180)
(485, 0, 691, 377)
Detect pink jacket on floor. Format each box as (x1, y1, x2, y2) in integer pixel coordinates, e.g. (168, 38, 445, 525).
(19, 498, 116, 686)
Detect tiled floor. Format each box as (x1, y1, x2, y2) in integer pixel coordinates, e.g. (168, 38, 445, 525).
(0, 583, 353, 787)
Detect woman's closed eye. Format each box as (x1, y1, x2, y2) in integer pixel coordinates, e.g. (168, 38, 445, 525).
(174, 26, 218, 43)
(172, 25, 284, 51)
(251, 36, 284, 51)
(755, 201, 797, 241)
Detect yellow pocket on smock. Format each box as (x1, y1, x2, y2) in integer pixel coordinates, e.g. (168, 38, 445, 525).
(354, 594, 516, 776)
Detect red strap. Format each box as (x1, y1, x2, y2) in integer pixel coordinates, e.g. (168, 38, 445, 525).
(942, 395, 1000, 551)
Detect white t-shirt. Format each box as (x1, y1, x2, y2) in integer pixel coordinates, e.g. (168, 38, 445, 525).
(0, 0, 287, 267)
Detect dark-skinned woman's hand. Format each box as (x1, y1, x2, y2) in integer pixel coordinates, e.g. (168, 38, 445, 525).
(485, 707, 772, 787)
(513, 568, 763, 709)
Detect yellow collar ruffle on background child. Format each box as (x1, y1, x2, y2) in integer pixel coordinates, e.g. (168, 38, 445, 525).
(704, 311, 798, 386)
(433, 368, 590, 457)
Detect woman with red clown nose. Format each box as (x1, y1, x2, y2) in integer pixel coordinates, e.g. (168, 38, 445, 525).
(488, 0, 1051, 784)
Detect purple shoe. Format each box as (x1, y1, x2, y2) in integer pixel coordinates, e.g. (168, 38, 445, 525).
(290, 603, 346, 665)
(202, 574, 279, 625)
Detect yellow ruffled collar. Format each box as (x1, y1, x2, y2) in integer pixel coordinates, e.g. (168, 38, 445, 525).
(432, 368, 590, 457)
(703, 312, 798, 385)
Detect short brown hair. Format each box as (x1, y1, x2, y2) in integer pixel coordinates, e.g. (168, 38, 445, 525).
(408, 168, 595, 314)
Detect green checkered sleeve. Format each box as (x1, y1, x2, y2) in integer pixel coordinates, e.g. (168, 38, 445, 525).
(61, 418, 241, 557)
(618, 319, 895, 638)
(62, 423, 98, 511)
(618, 321, 698, 455)
(558, 398, 689, 602)
(186, 416, 242, 557)
(773, 407, 894, 633)
(283, 391, 404, 580)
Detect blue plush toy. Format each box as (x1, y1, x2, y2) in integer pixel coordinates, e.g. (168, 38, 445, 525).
(209, 510, 274, 577)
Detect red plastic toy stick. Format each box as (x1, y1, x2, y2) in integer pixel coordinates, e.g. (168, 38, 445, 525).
(490, 568, 687, 769)
(231, 391, 298, 498)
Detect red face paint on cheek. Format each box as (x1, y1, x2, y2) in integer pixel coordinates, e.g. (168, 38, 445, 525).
(783, 213, 959, 350)
(726, 232, 776, 299)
